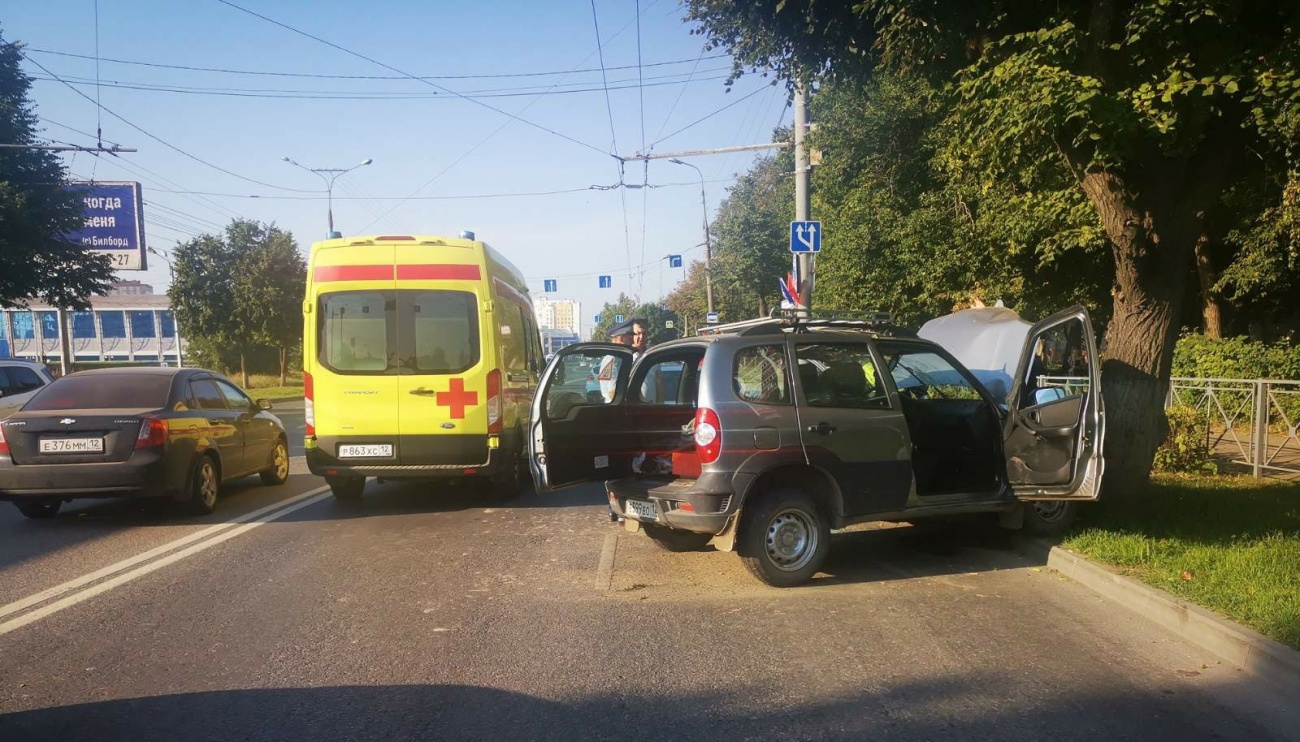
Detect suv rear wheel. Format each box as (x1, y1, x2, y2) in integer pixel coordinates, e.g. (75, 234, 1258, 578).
(644, 524, 712, 552)
(738, 488, 830, 588)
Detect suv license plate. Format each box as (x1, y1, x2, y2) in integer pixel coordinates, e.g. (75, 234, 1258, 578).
(39, 437, 104, 454)
(625, 499, 658, 521)
(338, 444, 393, 459)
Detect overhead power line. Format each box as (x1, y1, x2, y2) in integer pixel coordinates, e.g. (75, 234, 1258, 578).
(22, 54, 315, 193)
(139, 178, 735, 200)
(27, 47, 728, 81)
(214, 0, 612, 159)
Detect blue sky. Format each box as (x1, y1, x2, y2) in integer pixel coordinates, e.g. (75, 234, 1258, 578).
(7, 0, 791, 336)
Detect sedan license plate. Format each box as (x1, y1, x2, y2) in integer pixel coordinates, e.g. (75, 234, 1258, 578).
(625, 499, 659, 521)
(39, 437, 104, 454)
(337, 444, 393, 459)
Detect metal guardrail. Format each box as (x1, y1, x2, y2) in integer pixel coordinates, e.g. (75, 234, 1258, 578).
(1037, 375, 1300, 479)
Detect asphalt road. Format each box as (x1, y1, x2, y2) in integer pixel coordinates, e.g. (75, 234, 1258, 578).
(1, 475, 1297, 742)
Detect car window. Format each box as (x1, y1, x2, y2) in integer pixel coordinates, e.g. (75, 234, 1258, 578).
(879, 349, 983, 401)
(1024, 317, 1092, 403)
(189, 380, 228, 411)
(544, 349, 626, 419)
(633, 357, 697, 406)
(8, 366, 45, 393)
(24, 374, 172, 410)
(795, 343, 889, 409)
(0, 369, 12, 396)
(733, 345, 790, 405)
(214, 379, 252, 410)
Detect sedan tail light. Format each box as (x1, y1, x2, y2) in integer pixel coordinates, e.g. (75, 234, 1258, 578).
(135, 417, 168, 449)
(0, 425, 9, 456)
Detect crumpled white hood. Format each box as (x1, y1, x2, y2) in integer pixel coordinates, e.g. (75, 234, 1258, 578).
(918, 307, 1031, 401)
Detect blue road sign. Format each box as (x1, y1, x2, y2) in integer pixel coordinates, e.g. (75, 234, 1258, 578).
(668, 254, 683, 268)
(65, 181, 147, 270)
(615, 314, 624, 324)
(598, 275, 612, 288)
(543, 279, 557, 292)
(706, 311, 719, 324)
(594, 313, 603, 323)
(789, 221, 822, 253)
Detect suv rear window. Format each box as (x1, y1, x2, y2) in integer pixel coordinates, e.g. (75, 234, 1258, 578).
(319, 289, 479, 375)
(24, 374, 172, 411)
(733, 345, 790, 404)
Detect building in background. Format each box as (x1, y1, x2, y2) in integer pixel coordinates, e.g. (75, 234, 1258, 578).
(0, 295, 184, 365)
(108, 280, 155, 296)
(533, 297, 581, 336)
(541, 328, 581, 358)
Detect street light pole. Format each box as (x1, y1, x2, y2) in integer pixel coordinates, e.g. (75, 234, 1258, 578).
(282, 157, 373, 238)
(669, 158, 714, 315)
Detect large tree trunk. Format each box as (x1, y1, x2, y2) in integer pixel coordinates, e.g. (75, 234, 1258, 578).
(1079, 170, 1196, 500)
(1193, 232, 1223, 339)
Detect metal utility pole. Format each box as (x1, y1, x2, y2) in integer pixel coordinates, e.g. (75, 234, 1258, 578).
(793, 84, 814, 310)
(282, 157, 373, 238)
(669, 158, 714, 314)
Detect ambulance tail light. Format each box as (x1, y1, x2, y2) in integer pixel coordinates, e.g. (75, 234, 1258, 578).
(486, 369, 503, 434)
(304, 372, 315, 437)
(694, 407, 722, 465)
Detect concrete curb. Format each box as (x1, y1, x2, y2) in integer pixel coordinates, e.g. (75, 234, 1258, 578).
(1026, 539, 1300, 692)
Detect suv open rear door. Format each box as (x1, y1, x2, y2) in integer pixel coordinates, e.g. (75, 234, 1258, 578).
(1004, 306, 1105, 500)
(529, 343, 635, 493)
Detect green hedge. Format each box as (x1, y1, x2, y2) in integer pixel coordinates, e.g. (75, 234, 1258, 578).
(1172, 334, 1300, 381)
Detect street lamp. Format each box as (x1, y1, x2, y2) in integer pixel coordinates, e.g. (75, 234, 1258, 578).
(282, 156, 373, 238)
(669, 158, 714, 315)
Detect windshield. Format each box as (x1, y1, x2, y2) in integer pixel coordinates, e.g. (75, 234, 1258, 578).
(23, 374, 172, 411)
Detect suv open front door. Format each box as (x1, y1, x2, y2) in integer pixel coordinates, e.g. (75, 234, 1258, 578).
(529, 343, 635, 493)
(1004, 306, 1105, 500)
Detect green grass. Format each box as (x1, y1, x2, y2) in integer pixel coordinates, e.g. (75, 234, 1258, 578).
(240, 373, 304, 401)
(1063, 473, 1300, 649)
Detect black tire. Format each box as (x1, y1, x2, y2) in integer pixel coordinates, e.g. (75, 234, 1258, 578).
(643, 523, 713, 553)
(489, 441, 527, 499)
(1020, 500, 1079, 537)
(15, 500, 61, 519)
(327, 475, 365, 501)
(738, 488, 831, 588)
(185, 455, 221, 515)
(260, 437, 290, 486)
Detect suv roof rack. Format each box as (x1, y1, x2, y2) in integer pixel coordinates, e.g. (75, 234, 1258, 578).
(696, 308, 917, 337)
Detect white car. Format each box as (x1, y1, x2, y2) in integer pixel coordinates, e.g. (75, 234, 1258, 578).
(0, 360, 55, 418)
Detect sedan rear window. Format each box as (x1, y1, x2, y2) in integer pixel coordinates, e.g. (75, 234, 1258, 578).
(23, 374, 172, 411)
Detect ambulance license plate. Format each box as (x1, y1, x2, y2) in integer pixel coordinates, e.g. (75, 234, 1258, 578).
(338, 444, 393, 459)
(625, 499, 658, 521)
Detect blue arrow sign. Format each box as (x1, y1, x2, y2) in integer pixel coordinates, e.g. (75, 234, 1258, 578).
(594, 313, 603, 323)
(668, 254, 683, 268)
(543, 279, 557, 292)
(614, 314, 624, 324)
(598, 275, 612, 288)
(789, 221, 822, 253)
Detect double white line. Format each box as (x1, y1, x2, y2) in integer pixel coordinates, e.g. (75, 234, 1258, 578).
(0, 485, 332, 636)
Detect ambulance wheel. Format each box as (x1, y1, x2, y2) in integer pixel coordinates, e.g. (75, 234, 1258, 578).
(327, 476, 365, 501)
(490, 442, 526, 498)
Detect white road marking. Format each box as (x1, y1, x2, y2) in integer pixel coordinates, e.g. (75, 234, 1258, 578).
(594, 533, 618, 591)
(0, 486, 330, 635)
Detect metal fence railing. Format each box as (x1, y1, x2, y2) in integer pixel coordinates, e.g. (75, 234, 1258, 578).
(1036, 375, 1300, 479)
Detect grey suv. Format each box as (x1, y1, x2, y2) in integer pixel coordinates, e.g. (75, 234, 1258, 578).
(529, 306, 1104, 587)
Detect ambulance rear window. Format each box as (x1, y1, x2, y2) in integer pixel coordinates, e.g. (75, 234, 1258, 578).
(318, 290, 479, 375)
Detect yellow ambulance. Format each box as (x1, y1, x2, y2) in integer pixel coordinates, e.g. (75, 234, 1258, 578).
(302, 232, 542, 500)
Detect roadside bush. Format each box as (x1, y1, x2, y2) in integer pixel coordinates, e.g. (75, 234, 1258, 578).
(1153, 405, 1217, 474)
(1172, 334, 1300, 380)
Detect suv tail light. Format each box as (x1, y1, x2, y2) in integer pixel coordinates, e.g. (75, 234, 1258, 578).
(486, 369, 503, 434)
(135, 417, 168, 449)
(694, 407, 722, 465)
(0, 425, 9, 456)
(304, 372, 315, 437)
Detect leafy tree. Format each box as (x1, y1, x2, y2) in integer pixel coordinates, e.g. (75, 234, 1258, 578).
(591, 293, 681, 348)
(710, 147, 796, 318)
(0, 31, 112, 308)
(665, 260, 710, 334)
(685, 0, 1300, 494)
(171, 219, 303, 387)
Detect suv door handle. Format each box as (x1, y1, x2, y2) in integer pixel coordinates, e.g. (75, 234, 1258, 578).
(807, 422, 836, 435)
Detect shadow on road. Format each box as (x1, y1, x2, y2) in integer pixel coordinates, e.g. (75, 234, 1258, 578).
(0, 676, 1287, 742)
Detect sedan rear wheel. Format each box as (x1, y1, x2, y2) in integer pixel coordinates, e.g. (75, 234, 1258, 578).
(186, 456, 220, 515)
(16, 500, 62, 520)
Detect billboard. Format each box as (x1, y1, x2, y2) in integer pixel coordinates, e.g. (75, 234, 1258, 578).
(65, 181, 147, 271)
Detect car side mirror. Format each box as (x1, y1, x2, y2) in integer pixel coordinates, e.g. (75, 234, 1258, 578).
(1032, 387, 1066, 405)
(257, 398, 273, 411)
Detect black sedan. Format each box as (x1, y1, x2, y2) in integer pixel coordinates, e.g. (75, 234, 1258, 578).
(0, 367, 289, 519)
